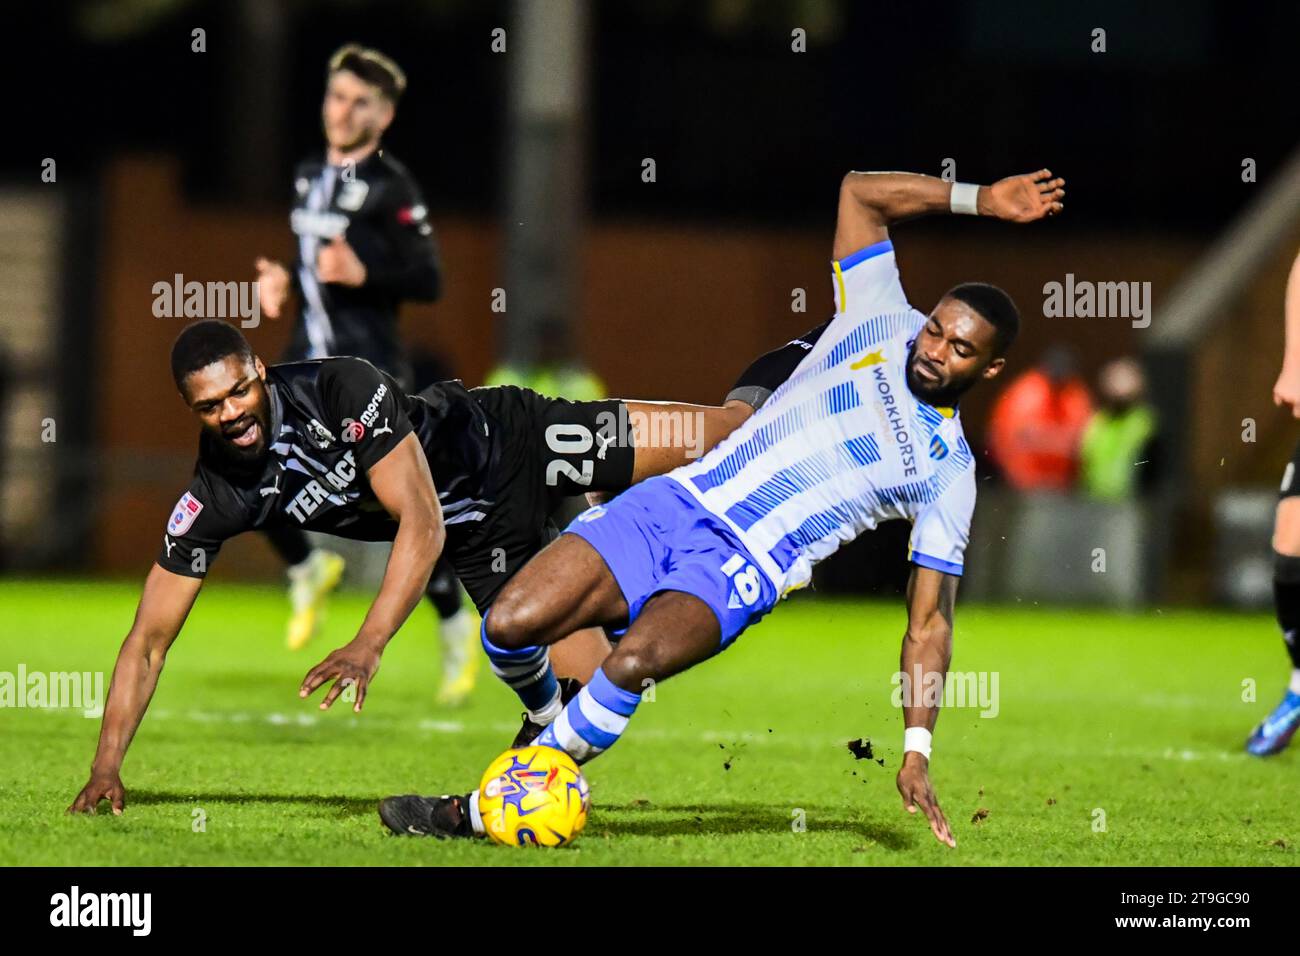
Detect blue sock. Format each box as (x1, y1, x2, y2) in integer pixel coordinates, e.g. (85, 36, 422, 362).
(537, 666, 641, 763)
(480, 611, 560, 721)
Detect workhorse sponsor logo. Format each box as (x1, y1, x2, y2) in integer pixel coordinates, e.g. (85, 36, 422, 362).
(870, 365, 918, 477)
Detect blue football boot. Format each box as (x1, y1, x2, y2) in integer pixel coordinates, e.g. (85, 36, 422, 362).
(1246, 689, 1300, 756)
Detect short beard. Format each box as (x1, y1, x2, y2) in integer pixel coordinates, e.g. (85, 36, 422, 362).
(905, 341, 968, 408)
(216, 433, 265, 466)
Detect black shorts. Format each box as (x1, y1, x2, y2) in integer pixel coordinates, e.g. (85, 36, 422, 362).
(1282, 440, 1300, 498)
(447, 385, 636, 614)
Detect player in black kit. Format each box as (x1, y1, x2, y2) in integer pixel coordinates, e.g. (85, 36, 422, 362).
(67, 319, 821, 814)
(252, 44, 475, 704)
(256, 45, 438, 385)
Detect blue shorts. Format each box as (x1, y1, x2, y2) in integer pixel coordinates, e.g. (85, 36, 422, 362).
(564, 476, 779, 648)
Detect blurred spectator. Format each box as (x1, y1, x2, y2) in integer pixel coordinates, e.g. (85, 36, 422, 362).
(987, 345, 1093, 491)
(1079, 357, 1160, 501)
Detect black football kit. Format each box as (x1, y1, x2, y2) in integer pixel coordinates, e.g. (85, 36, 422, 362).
(159, 320, 830, 615)
(159, 358, 633, 613)
(283, 149, 440, 388)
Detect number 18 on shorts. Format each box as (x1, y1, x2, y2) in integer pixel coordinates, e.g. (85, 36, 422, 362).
(565, 476, 779, 649)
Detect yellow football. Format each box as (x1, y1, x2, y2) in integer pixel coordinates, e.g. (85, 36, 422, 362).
(477, 745, 590, 847)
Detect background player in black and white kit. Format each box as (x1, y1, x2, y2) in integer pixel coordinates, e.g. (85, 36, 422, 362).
(257, 45, 438, 385)
(252, 44, 477, 705)
(67, 320, 810, 814)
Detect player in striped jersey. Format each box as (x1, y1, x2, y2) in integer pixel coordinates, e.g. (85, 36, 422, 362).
(379, 167, 1065, 847)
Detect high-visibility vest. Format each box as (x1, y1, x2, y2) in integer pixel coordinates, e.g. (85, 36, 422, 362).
(1079, 405, 1157, 501)
(484, 364, 607, 402)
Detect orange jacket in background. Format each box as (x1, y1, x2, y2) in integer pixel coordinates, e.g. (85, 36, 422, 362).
(987, 368, 1094, 491)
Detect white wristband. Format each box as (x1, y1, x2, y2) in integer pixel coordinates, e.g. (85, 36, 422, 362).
(949, 182, 980, 216)
(903, 726, 933, 759)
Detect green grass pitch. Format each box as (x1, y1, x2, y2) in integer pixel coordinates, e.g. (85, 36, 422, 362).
(1, 577, 1296, 866)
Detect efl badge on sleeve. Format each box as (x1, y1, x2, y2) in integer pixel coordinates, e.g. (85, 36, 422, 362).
(168, 492, 204, 536)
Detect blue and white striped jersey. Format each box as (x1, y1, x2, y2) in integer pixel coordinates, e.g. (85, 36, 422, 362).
(670, 239, 976, 596)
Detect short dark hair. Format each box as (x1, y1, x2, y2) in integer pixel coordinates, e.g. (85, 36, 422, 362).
(943, 282, 1020, 357)
(328, 43, 406, 104)
(170, 320, 255, 392)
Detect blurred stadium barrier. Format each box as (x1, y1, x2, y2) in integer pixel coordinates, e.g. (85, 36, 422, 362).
(962, 489, 1163, 608)
(1212, 488, 1276, 608)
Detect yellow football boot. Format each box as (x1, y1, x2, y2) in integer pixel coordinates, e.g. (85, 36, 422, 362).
(435, 607, 481, 707)
(286, 549, 345, 651)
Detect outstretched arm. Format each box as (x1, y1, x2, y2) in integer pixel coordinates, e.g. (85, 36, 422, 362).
(834, 169, 1065, 260)
(895, 565, 960, 848)
(68, 564, 203, 814)
(299, 432, 444, 711)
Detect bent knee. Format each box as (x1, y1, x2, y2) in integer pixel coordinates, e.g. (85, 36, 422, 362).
(484, 589, 551, 650)
(602, 646, 665, 691)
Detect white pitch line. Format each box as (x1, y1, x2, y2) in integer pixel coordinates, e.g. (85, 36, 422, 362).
(137, 708, 1252, 763)
(144, 707, 826, 747)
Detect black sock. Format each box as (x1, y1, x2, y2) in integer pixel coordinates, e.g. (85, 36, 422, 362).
(1273, 551, 1300, 669)
(425, 555, 462, 620)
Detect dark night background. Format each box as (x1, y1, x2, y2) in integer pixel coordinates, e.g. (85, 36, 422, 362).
(15, 0, 1300, 233)
(4, 0, 1298, 597)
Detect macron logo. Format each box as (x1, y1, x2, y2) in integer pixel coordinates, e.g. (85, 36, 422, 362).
(50, 886, 151, 936)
